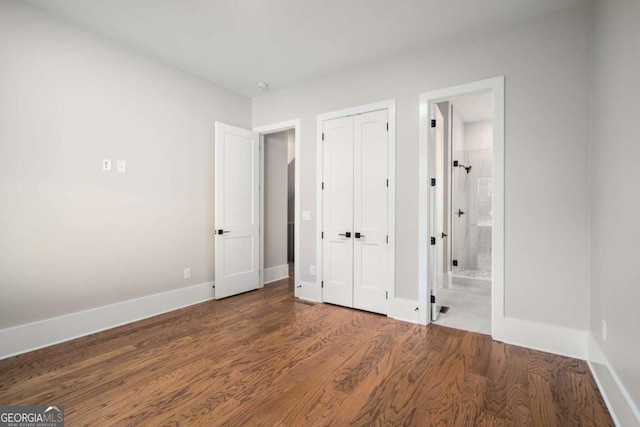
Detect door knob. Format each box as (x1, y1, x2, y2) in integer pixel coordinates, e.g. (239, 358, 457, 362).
(355, 232, 365, 239)
(440, 233, 447, 238)
(338, 232, 351, 238)
(216, 229, 231, 235)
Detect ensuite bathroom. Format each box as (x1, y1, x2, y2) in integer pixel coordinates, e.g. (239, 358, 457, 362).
(434, 93, 493, 335)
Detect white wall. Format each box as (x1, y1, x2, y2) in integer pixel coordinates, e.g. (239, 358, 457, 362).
(253, 4, 592, 329)
(590, 1, 640, 422)
(0, 0, 251, 329)
(264, 131, 289, 269)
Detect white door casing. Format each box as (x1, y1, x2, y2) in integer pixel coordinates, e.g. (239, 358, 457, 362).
(321, 116, 354, 308)
(214, 122, 260, 299)
(353, 110, 389, 314)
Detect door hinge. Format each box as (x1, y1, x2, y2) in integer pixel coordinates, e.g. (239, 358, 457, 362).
(431, 178, 436, 186)
(430, 237, 436, 245)
(431, 295, 435, 304)
(385, 291, 388, 300)
(431, 119, 436, 128)
(322, 133, 325, 141)
(386, 235, 388, 244)
(453, 260, 458, 267)
(321, 182, 324, 190)
(321, 231, 324, 239)
(321, 281, 324, 289)
(386, 122, 389, 131)
(386, 179, 389, 187)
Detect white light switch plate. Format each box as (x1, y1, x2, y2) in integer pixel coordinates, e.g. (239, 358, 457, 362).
(302, 211, 311, 221)
(102, 159, 111, 171)
(117, 160, 126, 173)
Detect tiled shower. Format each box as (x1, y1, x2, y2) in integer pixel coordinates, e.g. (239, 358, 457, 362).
(450, 112, 492, 287)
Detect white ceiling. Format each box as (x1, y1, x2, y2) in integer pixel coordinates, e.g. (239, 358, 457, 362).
(25, 0, 583, 97)
(452, 93, 493, 123)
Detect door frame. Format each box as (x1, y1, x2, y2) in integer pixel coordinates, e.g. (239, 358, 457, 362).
(253, 119, 301, 298)
(316, 99, 396, 305)
(418, 77, 505, 339)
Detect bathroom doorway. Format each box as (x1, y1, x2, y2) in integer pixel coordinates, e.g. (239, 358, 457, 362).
(419, 77, 504, 336)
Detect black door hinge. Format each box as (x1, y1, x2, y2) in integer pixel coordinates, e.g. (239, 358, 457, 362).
(431, 119, 436, 128)
(322, 133, 325, 141)
(321, 281, 324, 289)
(453, 260, 458, 267)
(431, 295, 435, 304)
(386, 179, 389, 187)
(431, 178, 436, 186)
(321, 182, 324, 190)
(430, 237, 436, 245)
(386, 123, 389, 131)
(385, 291, 388, 300)
(386, 235, 388, 244)
(321, 231, 324, 239)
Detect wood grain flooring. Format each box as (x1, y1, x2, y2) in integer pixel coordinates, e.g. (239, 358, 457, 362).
(0, 276, 613, 426)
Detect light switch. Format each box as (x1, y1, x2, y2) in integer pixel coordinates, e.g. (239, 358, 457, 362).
(117, 160, 126, 173)
(302, 211, 311, 221)
(102, 159, 111, 171)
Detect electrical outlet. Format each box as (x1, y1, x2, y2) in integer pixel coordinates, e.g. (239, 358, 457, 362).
(601, 319, 607, 342)
(309, 265, 316, 276)
(184, 268, 191, 280)
(102, 159, 111, 171)
(117, 160, 127, 173)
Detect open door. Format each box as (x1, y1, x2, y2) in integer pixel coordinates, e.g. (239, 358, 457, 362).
(214, 122, 260, 299)
(430, 105, 446, 320)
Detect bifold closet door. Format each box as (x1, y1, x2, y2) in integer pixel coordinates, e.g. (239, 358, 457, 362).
(322, 116, 354, 308)
(353, 110, 388, 314)
(322, 110, 389, 314)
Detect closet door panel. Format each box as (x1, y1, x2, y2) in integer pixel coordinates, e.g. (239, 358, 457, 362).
(353, 109, 388, 314)
(322, 116, 354, 308)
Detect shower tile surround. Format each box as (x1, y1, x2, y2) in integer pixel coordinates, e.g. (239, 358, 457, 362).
(436, 110, 492, 335)
(451, 117, 493, 285)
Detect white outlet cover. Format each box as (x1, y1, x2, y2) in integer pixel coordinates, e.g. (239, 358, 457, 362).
(184, 268, 191, 279)
(302, 211, 311, 221)
(309, 265, 316, 276)
(102, 159, 111, 171)
(117, 160, 127, 173)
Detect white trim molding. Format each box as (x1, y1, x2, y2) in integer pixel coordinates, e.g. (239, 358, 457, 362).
(388, 298, 428, 325)
(0, 281, 215, 360)
(419, 77, 505, 332)
(496, 317, 587, 360)
(587, 334, 640, 426)
(316, 99, 397, 311)
(254, 119, 301, 298)
(296, 281, 321, 303)
(263, 264, 289, 285)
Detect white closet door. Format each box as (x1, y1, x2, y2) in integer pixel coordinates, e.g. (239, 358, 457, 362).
(322, 116, 354, 307)
(214, 122, 260, 299)
(353, 110, 389, 314)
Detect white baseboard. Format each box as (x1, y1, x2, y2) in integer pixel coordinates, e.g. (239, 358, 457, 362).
(388, 297, 428, 325)
(492, 316, 587, 360)
(0, 281, 215, 360)
(295, 280, 321, 302)
(263, 264, 289, 285)
(587, 334, 640, 427)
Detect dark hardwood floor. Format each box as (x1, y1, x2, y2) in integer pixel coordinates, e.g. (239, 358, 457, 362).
(0, 275, 613, 426)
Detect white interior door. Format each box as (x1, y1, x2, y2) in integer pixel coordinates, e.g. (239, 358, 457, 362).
(322, 116, 354, 307)
(431, 106, 445, 320)
(214, 122, 259, 299)
(353, 110, 389, 314)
